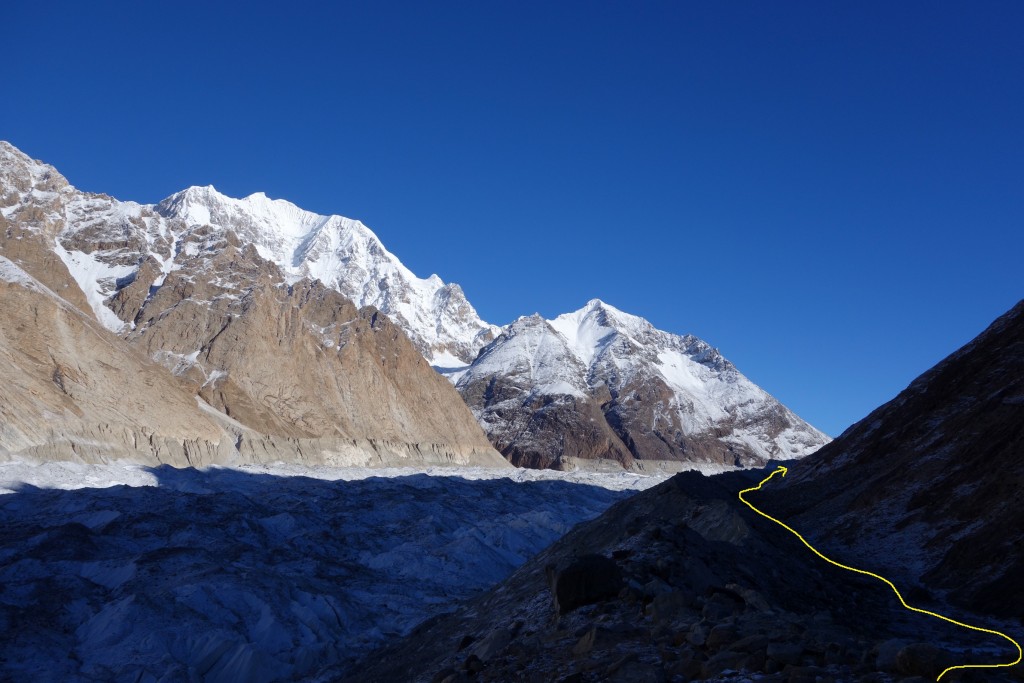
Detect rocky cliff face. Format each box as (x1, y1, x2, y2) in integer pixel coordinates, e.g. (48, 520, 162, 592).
(0, 141, 505, 468)
(455, 300, 830, 472)
(345, 301, 1024, 682)
(0, 140, 499, 368)
(54, 150, 828, 474)
(119, 226, 500, 463)
(0, 255, 230, 465)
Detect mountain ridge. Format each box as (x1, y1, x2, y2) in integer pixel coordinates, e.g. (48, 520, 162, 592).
(0, 140, 505, 468)
(1, 140, 828, 472)
(154, 182, 499, 365)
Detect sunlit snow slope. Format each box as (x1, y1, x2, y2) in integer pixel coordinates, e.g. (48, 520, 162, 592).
(156, 186, 498, 364)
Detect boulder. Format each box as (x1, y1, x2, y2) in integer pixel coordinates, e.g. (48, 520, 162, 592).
(646, 590, 691, 624)
(730, 634, 769, 654)
(547, 555, 624, 614)
(895, 643, 955, 679)
(705, 624, 740, 651)
(469, 627, 512, 662)
(701, 649, 747, 678)
(874, 638, 907, 672)
(701, 590, 743, 621)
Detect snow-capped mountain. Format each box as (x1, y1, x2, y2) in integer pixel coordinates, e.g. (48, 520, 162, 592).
(0, 141, 503, 467)
(0, 141, 496, 366)
(155, 186, 498, 365)
(1, 140, 829, 472)
(456, 299, 830, 471)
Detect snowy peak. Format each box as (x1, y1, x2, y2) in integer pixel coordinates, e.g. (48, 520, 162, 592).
(463, 314, 588, 398)
(465, 300, 741, 406)
(0, 141, 71, 218)
(549, 299, 642, 368)
(0, 140, 58, 181)
(162, 185, 340, 242)
(546, 299, 730, 379)
(457, 300, 829, 470)
(2, 141, 828, 473)
(1, 142, 505, 469)
(3, 142, 497, 366)
(153, 186, 498, 364)
(571, 298, 640, 324)
(156, 185, 344, 264)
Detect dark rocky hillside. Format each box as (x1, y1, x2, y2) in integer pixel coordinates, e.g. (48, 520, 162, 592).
(771, 299, 1024, 619)
(342, 302, 1024, 683)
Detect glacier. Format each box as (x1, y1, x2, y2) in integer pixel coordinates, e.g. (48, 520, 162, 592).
(0, 461, 665, 681)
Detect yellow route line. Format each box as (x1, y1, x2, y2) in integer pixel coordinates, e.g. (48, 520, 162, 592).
(738, 465, 1022, 681)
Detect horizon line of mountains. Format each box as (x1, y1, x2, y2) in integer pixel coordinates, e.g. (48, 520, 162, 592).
(0, 139, 828, 470)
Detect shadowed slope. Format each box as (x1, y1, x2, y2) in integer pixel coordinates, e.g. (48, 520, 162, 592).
(769, 299, 1024, 619)
(344, 302, 1024, 682)
(0, 467, 637, 681)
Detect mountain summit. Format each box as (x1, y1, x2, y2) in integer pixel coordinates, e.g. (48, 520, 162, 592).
(455, 299, 829, 471)
(155, 185, 499, 365)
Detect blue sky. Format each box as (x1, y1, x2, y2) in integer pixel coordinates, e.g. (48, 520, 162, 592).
(5, 1, 1022, 436)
